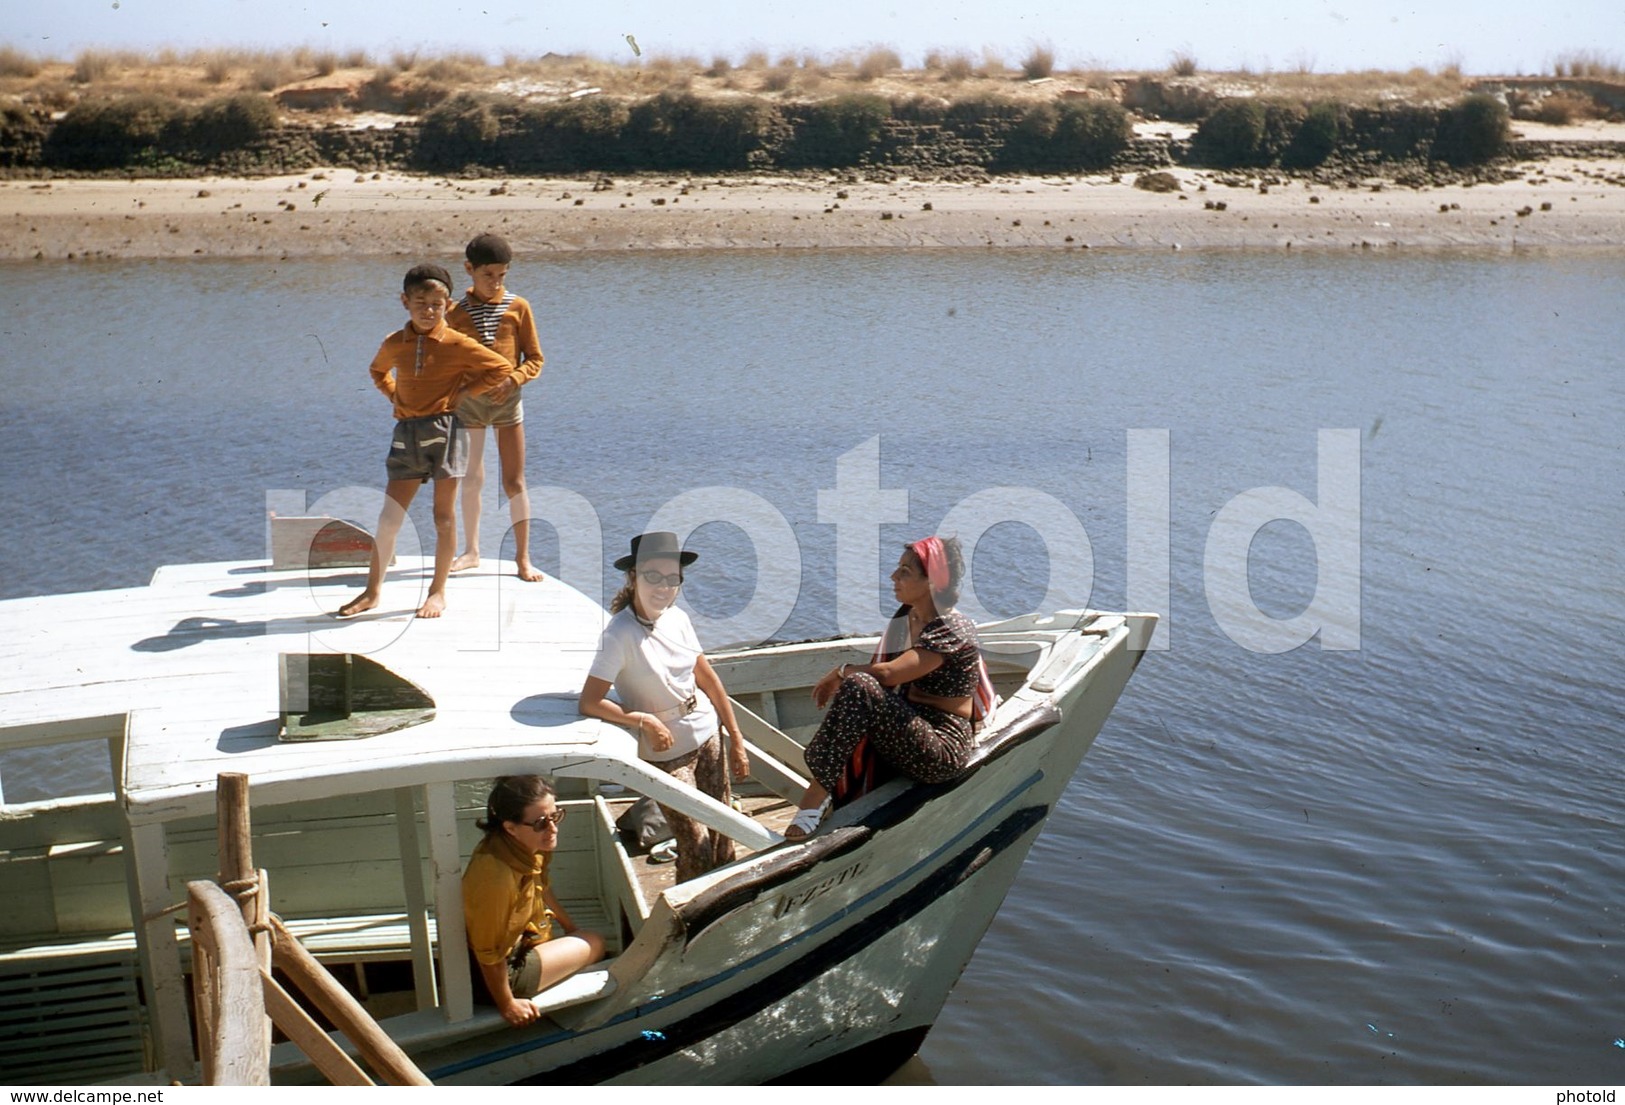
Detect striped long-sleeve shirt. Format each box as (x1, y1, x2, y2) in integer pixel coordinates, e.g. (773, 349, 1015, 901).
(447, 290, 544, 385)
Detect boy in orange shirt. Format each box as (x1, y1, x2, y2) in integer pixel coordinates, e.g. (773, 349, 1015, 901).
(447, 234, 546, 583)
(335, 264, 519, 620)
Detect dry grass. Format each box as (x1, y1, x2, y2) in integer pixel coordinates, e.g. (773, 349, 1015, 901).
(1549, 50, 1624, 79)
(0, 47, 43, 79)
(1022, 46, 1056, 80)
(759, 62, 799, 93)
(854, 47, 903, 82)
(1, 45, 1602, 123)
(1534, 90, 1601, 124)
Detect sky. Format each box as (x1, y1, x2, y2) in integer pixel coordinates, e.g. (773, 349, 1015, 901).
(4, 0, 1622, 76)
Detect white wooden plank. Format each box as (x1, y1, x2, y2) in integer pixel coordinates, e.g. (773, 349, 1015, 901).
(393, 787, 437, 1012)
(424, 782, 471, 1023)
(127, 821, 194, 1081)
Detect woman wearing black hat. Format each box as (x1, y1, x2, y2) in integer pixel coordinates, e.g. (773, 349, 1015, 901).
(578, 532, 751, 881)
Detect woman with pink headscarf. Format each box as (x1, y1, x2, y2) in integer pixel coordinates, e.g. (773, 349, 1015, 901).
(785, 535, 991, 840)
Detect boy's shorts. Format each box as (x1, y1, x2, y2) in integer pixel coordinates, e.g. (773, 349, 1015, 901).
(457, 388, 524, 429)
(386, 413, 468, 482)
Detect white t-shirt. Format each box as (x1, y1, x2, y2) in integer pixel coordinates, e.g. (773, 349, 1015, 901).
(587, 605, 718, 762)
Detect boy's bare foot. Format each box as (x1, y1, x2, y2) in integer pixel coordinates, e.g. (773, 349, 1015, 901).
(335, 593, 379, 619)
(516, 560, 545, 583)
(416, 592, 448, 619)
(450, 551, 480, 573)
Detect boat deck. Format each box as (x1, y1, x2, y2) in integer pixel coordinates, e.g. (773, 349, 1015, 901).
(0, 554, 627, 821)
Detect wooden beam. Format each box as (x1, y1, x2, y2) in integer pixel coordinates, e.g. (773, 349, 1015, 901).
(187, 880, 269, 1086)
(260, 970, 373, 1086)
(730, 696, 809, 776)
(739, 738, 810, 805)
(269, 917, 432, 1086)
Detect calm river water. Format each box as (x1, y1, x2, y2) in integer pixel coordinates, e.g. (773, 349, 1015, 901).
(1, 248, 1621, 1085)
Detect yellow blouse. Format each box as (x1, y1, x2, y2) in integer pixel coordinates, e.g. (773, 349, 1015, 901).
(461, 831, 554, 966)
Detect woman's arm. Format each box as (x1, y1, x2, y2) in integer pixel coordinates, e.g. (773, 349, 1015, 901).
(812, 648, 945, 708)
(694, 654, 751, 779)
(479, 957, 539, 1027)
(578, 674, 673, 752)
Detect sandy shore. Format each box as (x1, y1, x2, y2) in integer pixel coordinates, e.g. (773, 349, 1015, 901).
(4, 150, 1623, 260)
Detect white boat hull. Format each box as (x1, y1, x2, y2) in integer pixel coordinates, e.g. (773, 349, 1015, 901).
(0, 546, 1150, 1085)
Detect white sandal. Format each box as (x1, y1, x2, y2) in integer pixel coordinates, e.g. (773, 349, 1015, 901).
(784, 798, 831, 841)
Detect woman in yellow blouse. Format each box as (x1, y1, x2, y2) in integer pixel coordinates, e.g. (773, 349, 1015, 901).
(461, 775, 605, 1026)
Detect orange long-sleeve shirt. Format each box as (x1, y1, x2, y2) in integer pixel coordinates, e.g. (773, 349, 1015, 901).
(446, 291, 544, 385)
(368, 320, 513, 420)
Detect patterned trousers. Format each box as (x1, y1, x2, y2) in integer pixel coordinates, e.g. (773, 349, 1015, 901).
(804, 672, 973, 799)
(653, 732, 736, 883)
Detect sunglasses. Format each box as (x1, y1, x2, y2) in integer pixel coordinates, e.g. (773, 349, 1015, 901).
(521, 809, 567, 832)
(639, 570, 684, 588)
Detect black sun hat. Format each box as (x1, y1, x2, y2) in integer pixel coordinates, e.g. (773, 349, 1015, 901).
(613, 531, 698, 572)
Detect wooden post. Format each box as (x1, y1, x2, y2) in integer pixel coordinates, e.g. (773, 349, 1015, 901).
(128, 819, 196, 1081)
(393, 788, 438, 1011)
(425, 781, 472, 1022)
(216, 772, 254, 896)
(214, 772, 271, 1061)
(269, 918, 432, 1087)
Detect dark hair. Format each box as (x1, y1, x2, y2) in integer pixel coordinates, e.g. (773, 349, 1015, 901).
(403, 262, 455, 297)
(465, 233, 513, 267)
(609, 570, 637, 614)
(477, 775, 554, 835)
(908, 535, 966, 607)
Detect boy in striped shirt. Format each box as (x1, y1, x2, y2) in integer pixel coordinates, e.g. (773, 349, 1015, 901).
(335, 264, 516, 620)
(447, 233, 546, 583)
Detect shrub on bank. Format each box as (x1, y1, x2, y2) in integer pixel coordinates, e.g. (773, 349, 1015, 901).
(418, 91, 505, 168)
(501, 96, 632, 171)
(183, 93, 278, 153)
(1282, 99, 1345, 168)
(1003, 98, 1130, 170)
(45, 94, 184, 168)
(623, 91, 784, 170)
(1432, 93, 1509, 165)
(783, 93, 890, 166)
(0, 103, 50, 167)
(1192, 99, 1304, 168)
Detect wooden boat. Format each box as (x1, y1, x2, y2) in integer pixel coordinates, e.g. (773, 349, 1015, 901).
(0, 522, 1154, 1085)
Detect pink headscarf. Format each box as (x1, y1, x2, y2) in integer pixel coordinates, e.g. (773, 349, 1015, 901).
(910, 536, 951, 595)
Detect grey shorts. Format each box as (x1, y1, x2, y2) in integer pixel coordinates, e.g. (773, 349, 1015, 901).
(507, 942, 545, 998)
(457, 388, 524, 429)
(386, 413, 468, 482)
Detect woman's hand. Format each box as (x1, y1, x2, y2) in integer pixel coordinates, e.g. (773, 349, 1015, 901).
(638, 713, 674, 753)
(728, 733, 752, 779)
(500, 996, 539, 1027)
(812, 666, 844, 710)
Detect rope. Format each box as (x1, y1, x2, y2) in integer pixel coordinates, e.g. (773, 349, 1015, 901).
(219, 874, 260, 901)
(145, 874, 263, 924)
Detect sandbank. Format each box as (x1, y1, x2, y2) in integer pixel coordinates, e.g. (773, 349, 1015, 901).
(3, 144, 1623, 261)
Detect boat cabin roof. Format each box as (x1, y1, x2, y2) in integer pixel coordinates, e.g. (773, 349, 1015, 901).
(0, 555, 664, 826)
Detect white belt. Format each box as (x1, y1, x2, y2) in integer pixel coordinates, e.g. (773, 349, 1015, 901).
(647, 695, 699, 723)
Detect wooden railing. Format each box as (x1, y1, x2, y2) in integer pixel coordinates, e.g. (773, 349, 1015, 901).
(187, 772, 433, 1087)
(186, 879, 270, 1085)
